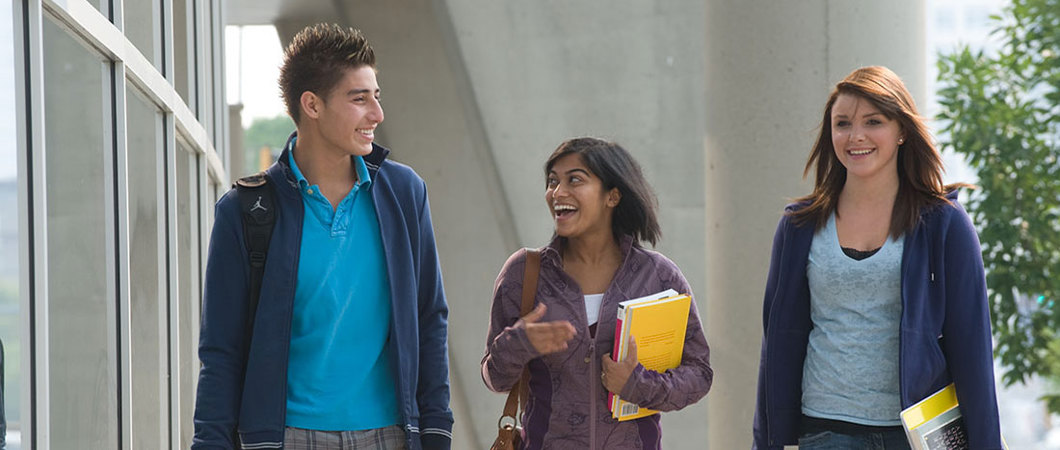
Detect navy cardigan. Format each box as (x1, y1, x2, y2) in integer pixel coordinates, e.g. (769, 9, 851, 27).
(193, 135, 453, 449)
(753, 191, 1003, 449)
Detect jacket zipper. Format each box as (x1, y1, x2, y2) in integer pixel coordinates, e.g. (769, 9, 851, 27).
(588, 291, 607, 450)
(589, 340, 597, 450)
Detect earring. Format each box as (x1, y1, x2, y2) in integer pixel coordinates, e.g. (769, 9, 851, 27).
(898, 138, 904, 145)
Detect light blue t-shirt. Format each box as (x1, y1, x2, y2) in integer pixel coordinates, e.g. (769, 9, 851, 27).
(802, 212, 905, 426)
(285, 145, 400, 431)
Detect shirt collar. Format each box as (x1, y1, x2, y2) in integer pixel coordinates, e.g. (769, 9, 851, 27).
(286, 136, 373, 190)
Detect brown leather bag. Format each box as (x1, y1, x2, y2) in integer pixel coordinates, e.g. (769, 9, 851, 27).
(490, 249, 540, 450)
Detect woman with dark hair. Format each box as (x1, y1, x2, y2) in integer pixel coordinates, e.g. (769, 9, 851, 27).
(752, 66, 1004, 449)
(481, 137, 713, 449)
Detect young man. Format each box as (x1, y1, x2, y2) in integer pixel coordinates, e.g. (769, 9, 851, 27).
(193, 24, 453, 450)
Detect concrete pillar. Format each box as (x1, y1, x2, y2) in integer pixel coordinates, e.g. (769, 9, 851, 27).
(228, 104, 245, 180)
(703, 1, 925, 449)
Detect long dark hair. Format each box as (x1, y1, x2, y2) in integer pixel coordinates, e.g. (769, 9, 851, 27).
(790, 66, 967, 237)
(545, 137, 661, 246)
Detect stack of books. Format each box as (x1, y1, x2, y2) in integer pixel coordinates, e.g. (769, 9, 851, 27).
(900, 383, 969, 450)
(607, 289, 692, 421)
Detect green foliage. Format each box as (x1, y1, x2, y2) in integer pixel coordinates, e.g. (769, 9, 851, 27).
(243, 115, 294, 171)
(936, 0, 1060, 407)
(1043, 333, 1060, 412)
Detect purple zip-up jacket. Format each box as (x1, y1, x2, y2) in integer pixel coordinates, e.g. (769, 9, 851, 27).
(481, 235, 713, 449)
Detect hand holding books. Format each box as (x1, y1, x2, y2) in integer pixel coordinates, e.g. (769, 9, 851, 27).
(518, 303, 577, 355)
(601, 335, 638, 394)
(608, 289, 692, 421)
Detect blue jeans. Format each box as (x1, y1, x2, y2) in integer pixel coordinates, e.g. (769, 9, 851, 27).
(798, 429, 911, 450)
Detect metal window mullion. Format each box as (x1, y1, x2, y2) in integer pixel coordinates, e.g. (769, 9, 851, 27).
(193, 151, 205, 367)
(13, 0, 48, 448)
(164, 112, 180, 450)
(191, 0, 201, 119)
(152, 109, 171, 450)
(212, 0, 228, 181)
(109, 5, 129, 449)
(161, 0, 172, 81)
(160, 0, 176, 445)
(99, 57, 121, 450)
(109, 58, 133, 450)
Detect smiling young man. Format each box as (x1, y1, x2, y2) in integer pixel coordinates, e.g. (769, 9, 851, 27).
(193, 24, 453, 450)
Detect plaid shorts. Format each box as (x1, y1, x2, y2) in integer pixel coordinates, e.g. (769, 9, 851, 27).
(283, 425, 407, 450)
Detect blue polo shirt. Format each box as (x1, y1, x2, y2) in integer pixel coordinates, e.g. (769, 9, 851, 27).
(284, 144, 399, 431)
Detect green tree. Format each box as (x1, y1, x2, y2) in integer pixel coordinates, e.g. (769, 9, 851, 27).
(936, 0, 1060, 410)
(243, 115, 294, 171)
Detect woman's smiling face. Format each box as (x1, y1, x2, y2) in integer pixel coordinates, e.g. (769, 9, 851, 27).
(831, 93, 904, 182)
(545, 154, 619, 240)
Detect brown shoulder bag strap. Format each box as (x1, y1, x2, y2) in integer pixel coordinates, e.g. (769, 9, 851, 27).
(499, 248, 540, 432)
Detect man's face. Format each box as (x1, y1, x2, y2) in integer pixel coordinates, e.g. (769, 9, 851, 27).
(314, 66, 384, 156)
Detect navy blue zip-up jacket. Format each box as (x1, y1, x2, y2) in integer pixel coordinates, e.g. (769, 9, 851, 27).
(753, 190, 1003, 449)
(193, 135, 453, 450)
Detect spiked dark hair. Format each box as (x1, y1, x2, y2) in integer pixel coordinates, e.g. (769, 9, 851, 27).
(279, 23, 375, 124)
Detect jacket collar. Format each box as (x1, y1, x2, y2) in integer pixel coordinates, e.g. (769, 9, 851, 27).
(270, 130, 391, 196)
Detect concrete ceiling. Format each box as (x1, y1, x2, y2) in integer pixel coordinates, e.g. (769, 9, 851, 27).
(225, 0, 336, 26)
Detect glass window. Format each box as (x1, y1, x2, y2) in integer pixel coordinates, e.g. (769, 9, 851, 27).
(0, 0, 20, 446)
(172, 0, 195, 111)
(127, 85, 165, 449)
(175, 144, 199, 448)
(42, 16, 117, 448)
(200, 0, 215, 140)
(124, 0, 160, 70)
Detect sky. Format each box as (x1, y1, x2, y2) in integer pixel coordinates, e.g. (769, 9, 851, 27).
(1, 0, 16, 181)
(225, 25, 286, 128)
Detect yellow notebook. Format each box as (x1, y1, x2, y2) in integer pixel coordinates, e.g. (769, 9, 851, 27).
(900, 383, 1008, 450)
(901, 384, 966, 450)
(608, 290, 691, 421)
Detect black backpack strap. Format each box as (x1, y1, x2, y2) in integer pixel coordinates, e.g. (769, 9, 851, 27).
(234, 171, 277, 361)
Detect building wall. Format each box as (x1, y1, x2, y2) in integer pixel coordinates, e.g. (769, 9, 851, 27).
(12, 0, 229, 448)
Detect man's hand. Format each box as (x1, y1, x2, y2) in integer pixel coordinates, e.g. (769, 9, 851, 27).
(601, 336, 638, 394)
(518, 304, 576, 355)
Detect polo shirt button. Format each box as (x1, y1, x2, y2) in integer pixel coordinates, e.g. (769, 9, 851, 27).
(307, 189, 314, 195)
(584, 357, 590, 363)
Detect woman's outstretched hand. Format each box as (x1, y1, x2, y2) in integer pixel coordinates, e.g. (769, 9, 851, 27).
(519, 303, 577, 355)
(601, 336, 638, 394)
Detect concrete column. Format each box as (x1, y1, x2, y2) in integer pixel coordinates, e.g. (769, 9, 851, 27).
(228, 104, 245, 180)
(703, 2, 924, 449)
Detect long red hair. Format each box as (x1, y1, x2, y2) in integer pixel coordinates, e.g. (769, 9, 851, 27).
(790, 66, 967, 237)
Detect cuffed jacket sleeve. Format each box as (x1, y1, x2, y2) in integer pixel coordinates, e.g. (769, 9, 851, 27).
(413, 183, 454, 450)
(940, 203, 1004, 449)
(618, 271, 713, 412)
(193, 194, 250, 450)
(481, 249, 542, 393)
